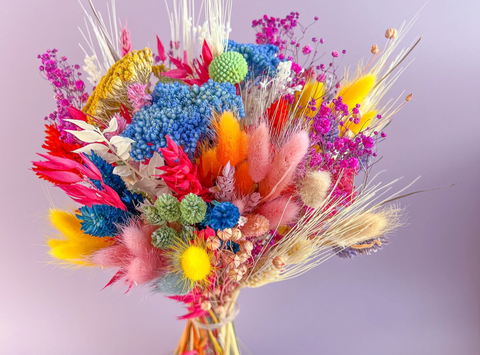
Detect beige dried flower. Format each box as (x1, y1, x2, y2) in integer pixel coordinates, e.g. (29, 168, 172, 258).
(371, 44, 379, 54)
(406, 93, 413, 101)
(240, 240, 254, 254)
(201, 300, 212, 311)
(385, 28, 397, 39)
(206, 236, 221, 250)
(272, 256, 286, 270)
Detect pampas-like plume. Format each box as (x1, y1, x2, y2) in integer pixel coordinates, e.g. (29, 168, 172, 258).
(299, 170, 332, 208)
(259, 131, 309, 200)
(247, 123, 271, 182)
(242, 257, 281, 288)
(337, 74, 376, 112)
(234, 161, 255, 196)
(257, 197, 301, 230)
(330, 207, 402, 248)
(214, 111, 248, 167)
(47, 209, 114, 267)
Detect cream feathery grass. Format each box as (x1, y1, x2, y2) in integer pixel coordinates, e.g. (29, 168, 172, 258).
(244, 174, 416, 286)
(78, 0, 121, 76)
(165, 0, 233, 61)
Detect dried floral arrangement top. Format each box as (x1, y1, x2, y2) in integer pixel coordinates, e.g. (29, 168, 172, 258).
(33, 0, 421, 340)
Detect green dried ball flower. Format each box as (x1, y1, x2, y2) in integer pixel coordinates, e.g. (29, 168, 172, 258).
(155, 194, 181, 222)
(179, 225, 196, 241)
(180, 193, 207, 224)
(151, 226, 178, 249)
(143, 205, 165, 225)
(208, 51, 248, 84)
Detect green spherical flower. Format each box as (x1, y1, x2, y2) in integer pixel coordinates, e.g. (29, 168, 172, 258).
(156, 194, 181, 222)
(179, 225, 196, 241)
(209, 51, 248, 84)
(151, 226, 178, 249)
(180, 193, 207, 224)
(143, 205, 165, 225)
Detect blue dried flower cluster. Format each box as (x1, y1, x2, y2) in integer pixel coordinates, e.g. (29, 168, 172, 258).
(87, 152, 143, 215)
(122, 80, 245, 161)
(77, 204, 130, 237)
(207, 202, 240, 230)
(226, 40, 281, 79)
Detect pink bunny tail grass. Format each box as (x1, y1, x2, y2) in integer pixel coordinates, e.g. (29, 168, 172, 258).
(122, 220, 158, 257)
(91, 245, 131, 268)
(232, 199, 246, 215)
(257, 197, 301, 229)
(125, 254, 165, 285)
(247, 123, 271, 182)
(259, 131, 309, 201)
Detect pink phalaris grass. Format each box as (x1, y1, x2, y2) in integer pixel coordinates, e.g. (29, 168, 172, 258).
(92, 220, 165, 288)
(256, 197, 301, 229)
(120, 21, 132, 56)
(247, 123, 271, 183)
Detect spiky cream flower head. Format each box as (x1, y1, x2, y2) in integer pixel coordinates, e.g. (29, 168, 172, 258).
(151, 226, 178, 249)
(143, 205, 165, 225)
(155, 194, 181, 222)
(180, 193, 208, 224)
(168, 238, 214, 289)
(209, 51, 248, 84)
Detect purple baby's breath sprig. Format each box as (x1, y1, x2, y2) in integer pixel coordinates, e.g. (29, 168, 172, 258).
(38, 49, 89, 143)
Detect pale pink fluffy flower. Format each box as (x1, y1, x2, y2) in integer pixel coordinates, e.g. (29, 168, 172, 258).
(247, 123, 271, 183)
(127, 83, 152, 114)
(241, 214, 270, 237)
(257, 197, 301, 229)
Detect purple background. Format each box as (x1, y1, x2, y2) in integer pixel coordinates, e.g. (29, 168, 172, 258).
(1, 0, 479, 354)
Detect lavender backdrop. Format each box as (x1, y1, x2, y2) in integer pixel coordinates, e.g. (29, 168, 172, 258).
(1, 0, 479, 354)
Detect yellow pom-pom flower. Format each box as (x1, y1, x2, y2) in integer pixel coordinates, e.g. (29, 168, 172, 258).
(168, 237, 214, 289)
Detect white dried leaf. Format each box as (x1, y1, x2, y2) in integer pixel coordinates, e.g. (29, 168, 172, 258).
(73, 143, 110, 155)
(103, 116, 118, 133)
(64, 119, 97, 131)
(66, 129, 104, 143)
(113, 165, 133, 176)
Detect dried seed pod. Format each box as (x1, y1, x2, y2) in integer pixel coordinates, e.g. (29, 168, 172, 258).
(238, 264, 248, 275)
(223, 252, 241, 267)
(201, 300, 212, 311)
(237, 252, 250, 264)
(229, 268, 243, 282)
(206, 236, 221, 250)
(230, 228, 244, 242)
(240, 240, 254, 254)
(272, 256, 286, 270)
(405, 93, 413, 101)
(214, 287, 221, 295)
(371, 44, 379, 54)
(385, 28, 397, 39)
(217, 228, 233, 241)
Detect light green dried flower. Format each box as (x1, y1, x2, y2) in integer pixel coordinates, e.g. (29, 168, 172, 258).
(151, 226, 178, 249)
(209, 51, 248, 84)
(180, 193, 207, 224)
(143, 205, 165, 225)
(155, 194, 181, 222)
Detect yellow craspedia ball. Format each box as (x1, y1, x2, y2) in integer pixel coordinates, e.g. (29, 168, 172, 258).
(180, 245, 211, 281)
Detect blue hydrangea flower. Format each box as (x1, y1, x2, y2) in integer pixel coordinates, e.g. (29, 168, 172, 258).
(122, 80, 245, 161)
(226, 40, 281, 79)
(77, 204, 130, 237)
(207, 202, 240, 230)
